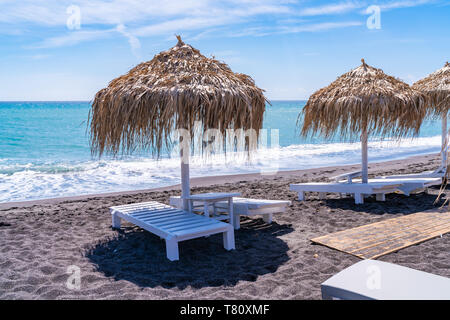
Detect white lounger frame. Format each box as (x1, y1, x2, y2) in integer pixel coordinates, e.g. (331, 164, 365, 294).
(110, 201, 235, 261)
(290, 182, 402, 204)
(381, 165, 447, 180)
(170, 196, 290, 229)
(292, 176, 442, 204)
(333, 166, 446, 183)
(356, 177, 442, 196)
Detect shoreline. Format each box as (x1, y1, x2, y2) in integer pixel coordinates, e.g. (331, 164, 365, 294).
(0, 152, 440, 210)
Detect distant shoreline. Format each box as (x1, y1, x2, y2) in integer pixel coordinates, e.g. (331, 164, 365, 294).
(2, 101, 443, 206)
(0, 152, 439, 210)
(0, 100, 91, 103)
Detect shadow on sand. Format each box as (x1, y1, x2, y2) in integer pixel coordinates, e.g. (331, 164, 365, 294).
(323, 189, 446, 215)
(85, 218, 293, 289)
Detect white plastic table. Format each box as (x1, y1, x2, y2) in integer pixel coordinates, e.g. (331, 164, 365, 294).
(186, 192, 241, 228)
(170, 196, 290, 230)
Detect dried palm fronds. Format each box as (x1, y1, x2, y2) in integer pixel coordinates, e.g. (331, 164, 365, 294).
(414, 62, 450, 204)
(413, 62, 450, 116)
(89, 36, 267, 157)
(301, 59, 427, 140)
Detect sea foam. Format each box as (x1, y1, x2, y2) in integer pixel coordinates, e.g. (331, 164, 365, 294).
(0, 135, 442, 203)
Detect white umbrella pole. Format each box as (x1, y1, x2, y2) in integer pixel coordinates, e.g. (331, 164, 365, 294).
(180, 142, 190, 211)
(442, 112, 448, 168)
(361, 126, 369, 184)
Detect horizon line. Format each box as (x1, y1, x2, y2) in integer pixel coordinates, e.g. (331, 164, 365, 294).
(0, 99, 309, 103)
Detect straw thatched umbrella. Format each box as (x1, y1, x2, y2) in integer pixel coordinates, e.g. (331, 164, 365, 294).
(301, 59, 427, 183)
(89, 36, 267, 209)
(413, 62, 450, 167)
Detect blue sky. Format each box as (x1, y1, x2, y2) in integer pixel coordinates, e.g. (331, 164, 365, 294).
(0, 0, 448, 101)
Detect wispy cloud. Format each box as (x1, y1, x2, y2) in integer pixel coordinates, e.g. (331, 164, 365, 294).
(378, 0, 436, 10)
(8, 0, 293, 52)
(230, 20, 364, 38)
(0, 0, 289, 26)
(116, 24, 141, 59)
(30, 29, 114, 49)
(299, 2, 364, 16)
(356, 0, 437, 13)
(299, 0, 436, 17)
(133, 16, 236, 38)
(1, 0, 441, 54)
(28, 54, 51, 60)
(282, 21, 364, 33)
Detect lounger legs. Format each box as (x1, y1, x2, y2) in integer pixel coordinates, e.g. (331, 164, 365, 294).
(262, 213, 273, 224)
(354, 193, 364, 204)
(233, 214, 241, 230)
(111, 211, 121, 229)
(223, 228, 235, 251)
(376, 193, 386, 201)
(298, 191, 305, 201)
(166, 238, 179, 261)
(203, 203, 210, 218)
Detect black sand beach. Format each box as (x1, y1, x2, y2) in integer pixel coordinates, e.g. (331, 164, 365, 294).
(1, 153, 449, 299)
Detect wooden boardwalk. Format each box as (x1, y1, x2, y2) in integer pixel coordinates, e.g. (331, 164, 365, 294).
(311, 210, 450, 259)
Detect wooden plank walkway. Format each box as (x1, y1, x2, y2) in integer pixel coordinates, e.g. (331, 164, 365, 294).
(311, 210, 450, 259)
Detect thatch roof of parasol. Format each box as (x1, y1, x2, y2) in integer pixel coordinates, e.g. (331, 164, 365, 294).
(412, 62, 450, 116)
(300, 59, 428, 139)
(89, 35, 267, 157)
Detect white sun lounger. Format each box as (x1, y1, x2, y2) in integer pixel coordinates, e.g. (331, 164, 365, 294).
(290, 181, 402, 204)
(334, 166, 446, 184)
(354, 177, 443, 196)
(109, 201, 235, 261)
(170, 196, 291, 229)
(334, 173, 442, 196)
(321, 260, 450, 300)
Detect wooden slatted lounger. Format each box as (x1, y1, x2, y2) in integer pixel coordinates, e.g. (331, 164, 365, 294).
(109, 201, 235, 261)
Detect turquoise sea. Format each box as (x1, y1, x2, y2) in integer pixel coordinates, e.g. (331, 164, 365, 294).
(0, 101, 445, 203)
